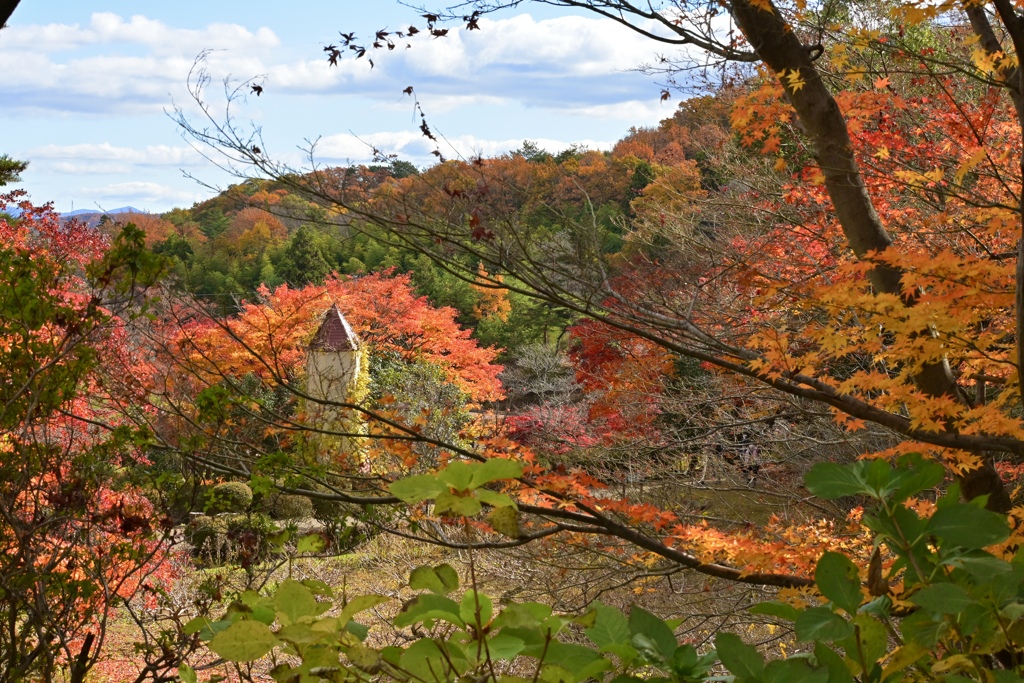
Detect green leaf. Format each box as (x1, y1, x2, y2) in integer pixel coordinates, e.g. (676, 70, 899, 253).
(890, 458, 945, 502)
(543, 643, 610, 681)
(488, 504, 520, 538)
(926, 504, 1010, 549)
(805, 462, 869, 500)
(763, 657, 828, 683)
(389, 474, 446, 503)
(815, 552, 863, 614)
(910, 583, 973, 614)
(585, 603, 631, 647)
(749, 601, 799, 622)
(434, 490, 482, 516)
(849, 614, 887, 669)
(347, 643, 381, 670)
(208, 620, 279, 662)
(178, 664, 198, 683)
(471, 458, 523, 487)
(274, 579, 318, 625)
(813, 643, 854, 683)
(296, 533, 326, 554)
(339, 594, 389, 625)
(628, 606, 677, 661)
(394, 593, 465, 628)
(410, 564, 460, 595)
(493, 602, 552, 629)
(183, 615, 212, 635)
(486, 633, 526, 661)
(795, 607, 854, 643)
(477, 489, 516, 509)
(400, 638, 450, 683)
(439, 461, 475, 491)
(460, 589, 493, 627)
(715, 633, 764, 679)
(901, 610, 947, 648)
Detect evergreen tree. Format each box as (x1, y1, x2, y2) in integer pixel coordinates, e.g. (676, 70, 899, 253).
(277, 225, 331, 286)
(0, 155, 27, 187)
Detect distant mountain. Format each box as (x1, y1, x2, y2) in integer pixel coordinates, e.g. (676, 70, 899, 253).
(62, 206, 146, 218)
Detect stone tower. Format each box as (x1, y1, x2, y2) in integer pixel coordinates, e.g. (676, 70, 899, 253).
(306, 304, 364, 462)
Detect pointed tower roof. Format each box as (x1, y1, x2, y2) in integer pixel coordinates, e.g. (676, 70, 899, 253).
(309, 304, 360, 352)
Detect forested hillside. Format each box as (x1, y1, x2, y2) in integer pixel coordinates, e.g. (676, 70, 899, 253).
(6, 0, 1024, 681)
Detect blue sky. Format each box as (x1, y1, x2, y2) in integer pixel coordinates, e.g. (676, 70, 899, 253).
(2, 1, 679, 212)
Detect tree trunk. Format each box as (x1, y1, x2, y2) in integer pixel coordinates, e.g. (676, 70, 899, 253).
(0, 1, 22, 30)
(730, 0, 1012, 513)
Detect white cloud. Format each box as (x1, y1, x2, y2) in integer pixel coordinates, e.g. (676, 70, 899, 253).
(27, 143, 204, 174)
(314, 131, 613, 166)
(78, 181, 207, 207)
(1, 12, 279, 54)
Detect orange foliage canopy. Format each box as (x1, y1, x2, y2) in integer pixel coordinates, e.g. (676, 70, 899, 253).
(179, 271, 504, 403)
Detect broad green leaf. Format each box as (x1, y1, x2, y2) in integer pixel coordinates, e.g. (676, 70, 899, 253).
(276, 623, 323, 645)
(849, 614, 887, 670)
(815, 552, 863, 614)
(763, 657, 828, 683)
(814, 643, 854, 683)
(339, 594, 389, 624)
(926, 504, 1010, 549)
(434, 490, 482, 516)
(795, 607, 854, 643)
(208, 620, 279, 662)
(493, 602, 552, 629)
(400, 638, 450, 683)
(881, 643, 928, 680)
(410, 564, 460, 595)
(347, 643, 381, 670)
(628, 606, 677, 661)
(488, 505, 520, 538)
(477, 488, 516, 509)
(946, 553, 1013, 580)
(715, 632, 764, 679)
(543, 642, 610, 681)
(178, 664, 198, 683)
(901, 609, 947, 648)
(749, 601, 799, 622)
(394, 593, 465, 628)
(275, 579, 319, 625)
(296, 533, 326, 554)
(805, 462, 868, 500)
(183, 615, 212, 635)
(486, 633, 526, 661)
(585, 602, 631, 647)
(910, 583, 972, 614)
(471, 458, 523, 487)
(863, 458, 893, 497)
(389, 474, 446, 503)
(439, 461, 475, 491)
(890, 458, 945, 502)
(460, 589, 494, 627)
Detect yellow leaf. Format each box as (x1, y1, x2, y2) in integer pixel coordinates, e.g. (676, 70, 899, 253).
(784, 68, 806, 92)
(954, 148, 986, 184)
(774, 156, 787, 172)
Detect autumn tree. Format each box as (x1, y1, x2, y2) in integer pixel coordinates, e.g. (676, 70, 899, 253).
(0, 194, 180, 683)
(163, 0, 1024, 632)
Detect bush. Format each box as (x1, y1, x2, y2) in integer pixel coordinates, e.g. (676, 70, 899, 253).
(265, 493, 314, 520)
(185, 515, 229, 556)
(208, 481, 253, 514)
(223, 512, 277, 566)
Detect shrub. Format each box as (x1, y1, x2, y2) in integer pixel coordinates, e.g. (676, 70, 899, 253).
(185, 515, 229, 557)
(208, 481, 253, 514)
(266, 493, 314, 520)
